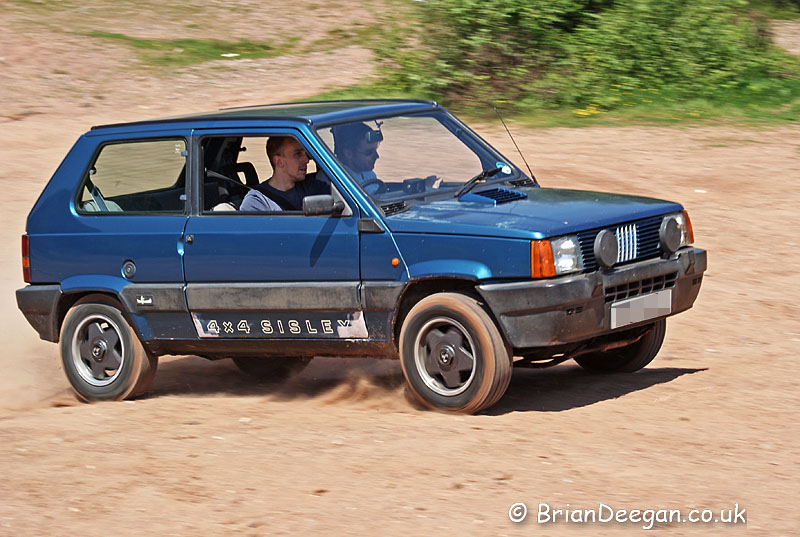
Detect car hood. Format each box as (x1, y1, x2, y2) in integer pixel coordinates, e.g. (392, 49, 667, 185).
(383, 187, 683, 239)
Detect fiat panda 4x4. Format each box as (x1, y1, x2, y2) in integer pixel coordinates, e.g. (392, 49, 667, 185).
(16, 100, 706, 413)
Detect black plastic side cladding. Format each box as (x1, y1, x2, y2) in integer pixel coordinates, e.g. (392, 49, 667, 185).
(120, 284, 188, 313)
(361, 281, 405, 341)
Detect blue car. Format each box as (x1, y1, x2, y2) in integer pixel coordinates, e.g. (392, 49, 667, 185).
(16, 100, 706, 413)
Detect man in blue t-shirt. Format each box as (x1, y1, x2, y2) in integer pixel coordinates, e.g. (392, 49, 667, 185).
(240, 136, 328, 212)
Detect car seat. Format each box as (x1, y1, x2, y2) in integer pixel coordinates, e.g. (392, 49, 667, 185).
(235, 162, 259, 186)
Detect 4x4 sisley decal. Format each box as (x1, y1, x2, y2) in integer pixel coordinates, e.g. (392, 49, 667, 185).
(190, 312, 369, 339)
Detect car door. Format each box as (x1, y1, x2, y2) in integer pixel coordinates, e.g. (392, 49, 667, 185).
(182, 128, 365, 343)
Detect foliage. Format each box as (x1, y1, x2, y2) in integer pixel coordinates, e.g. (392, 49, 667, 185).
(745, 0, 800, 18)
(375, 0, 800, 115)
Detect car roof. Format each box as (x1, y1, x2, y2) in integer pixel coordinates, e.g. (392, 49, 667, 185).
(91, 99, 440, 131)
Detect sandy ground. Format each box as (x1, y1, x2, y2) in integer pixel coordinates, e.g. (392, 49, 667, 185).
(1, 4, 799, 536)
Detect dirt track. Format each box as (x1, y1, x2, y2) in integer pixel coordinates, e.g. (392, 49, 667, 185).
(1, 5, 799, 536)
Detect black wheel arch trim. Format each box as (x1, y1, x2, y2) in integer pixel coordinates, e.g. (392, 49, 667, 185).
(17, 283, 188, 343)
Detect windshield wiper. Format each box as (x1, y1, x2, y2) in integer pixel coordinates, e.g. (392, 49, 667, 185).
(454, 167, 503, 198)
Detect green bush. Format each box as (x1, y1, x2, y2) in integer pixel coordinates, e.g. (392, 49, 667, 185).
(377, 0, 799, 112)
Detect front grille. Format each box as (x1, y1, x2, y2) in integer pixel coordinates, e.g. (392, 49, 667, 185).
(605, 272, 677, 302)
(578, 215, 663, 271)
(615, 223, 638, 263)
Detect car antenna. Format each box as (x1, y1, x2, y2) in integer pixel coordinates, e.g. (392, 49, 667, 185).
(492, 103, 538, 186)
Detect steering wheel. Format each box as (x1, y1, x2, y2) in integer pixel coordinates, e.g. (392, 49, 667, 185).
(402, 176, 442, 195)
(361, 178, 387, 194)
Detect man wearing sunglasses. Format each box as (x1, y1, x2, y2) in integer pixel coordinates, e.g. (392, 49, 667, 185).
(332, 122, 384, 195)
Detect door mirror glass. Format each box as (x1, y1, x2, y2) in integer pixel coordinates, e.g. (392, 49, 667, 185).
(302, 194, 344, 216)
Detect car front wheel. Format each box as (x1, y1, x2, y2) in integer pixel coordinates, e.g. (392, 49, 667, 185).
(399, 293, 512, 414)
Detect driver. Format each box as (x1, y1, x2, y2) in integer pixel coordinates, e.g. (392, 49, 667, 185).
(332, 122, 383, 195)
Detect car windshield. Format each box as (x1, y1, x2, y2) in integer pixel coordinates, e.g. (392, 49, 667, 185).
(316, 111, 525, 205)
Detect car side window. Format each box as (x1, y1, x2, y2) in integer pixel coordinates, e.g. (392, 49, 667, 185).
(77, 139, 187, 214)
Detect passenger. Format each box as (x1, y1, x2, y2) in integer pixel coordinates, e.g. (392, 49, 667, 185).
(240, 136, 328, 211)
(333, 122, 384, 194)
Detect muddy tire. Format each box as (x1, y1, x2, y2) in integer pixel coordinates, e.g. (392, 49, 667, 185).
(399, 293, 512, 414)
(232, 356, 311, 382)
(60, 300, 156, 402)
(574, 319, 666, 373)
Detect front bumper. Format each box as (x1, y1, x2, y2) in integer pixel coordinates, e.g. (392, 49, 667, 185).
(476, 247, 706, 350)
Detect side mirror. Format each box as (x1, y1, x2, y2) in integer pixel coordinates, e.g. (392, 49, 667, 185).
(302, 194, 345, 216)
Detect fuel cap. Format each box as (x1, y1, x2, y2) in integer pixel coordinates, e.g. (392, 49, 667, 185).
(122, 260, 136, 279)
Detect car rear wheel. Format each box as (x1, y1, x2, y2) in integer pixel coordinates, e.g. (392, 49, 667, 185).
(232, 356, 311, 382)
(399, 293, 512, 414)
(574, 319, 666, 373)
(60, 299, 157, 402)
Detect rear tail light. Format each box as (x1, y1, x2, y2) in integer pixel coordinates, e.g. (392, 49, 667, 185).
(22, 235, 30, 283)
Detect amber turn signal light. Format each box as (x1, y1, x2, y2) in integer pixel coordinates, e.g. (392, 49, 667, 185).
(682, 210, 695, 245)
(531, 239, 556, 278)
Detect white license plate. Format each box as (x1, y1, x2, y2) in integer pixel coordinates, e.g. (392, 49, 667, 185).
(610, 289, 672, 329)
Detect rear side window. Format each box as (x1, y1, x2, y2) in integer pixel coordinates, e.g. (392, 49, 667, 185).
(77, 138, 187, 214)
